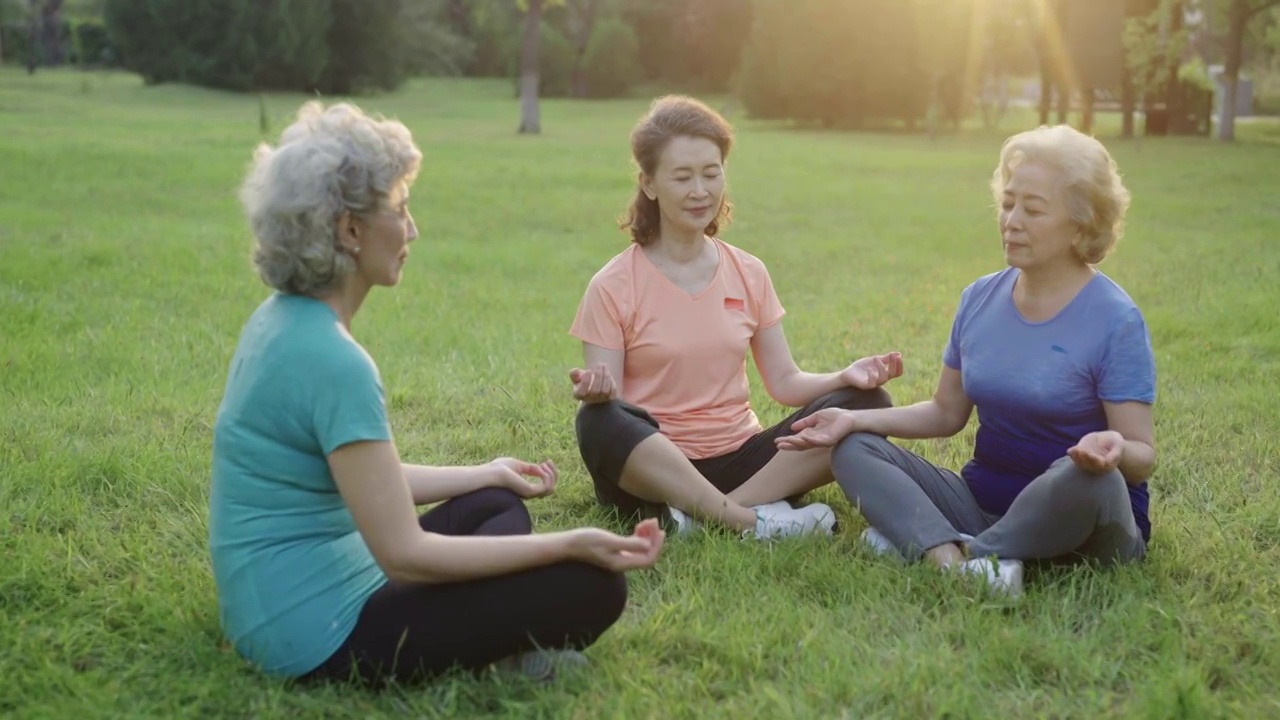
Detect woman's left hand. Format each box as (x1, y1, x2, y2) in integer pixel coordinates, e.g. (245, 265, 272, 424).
(1068, 431, 1125, 474)
(487, 457, 558, 499)
(840, 352, 904, 390)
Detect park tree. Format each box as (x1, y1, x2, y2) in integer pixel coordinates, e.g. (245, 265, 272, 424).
(0, 0, 25, 64)
(1123, 0, 1192, 138)
(1213, 0, 1280, 139)
(516, 0, 548, 133)
(565, 0, 602, 98)
(975, 0, 1040, 129)
(622, 0, 753, 92)
(103, 0, 410, 94)
(739, 0, 931, 129)
(400, 0, 477, 77)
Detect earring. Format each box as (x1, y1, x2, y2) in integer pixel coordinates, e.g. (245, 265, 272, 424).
(352, 246, 361, 255)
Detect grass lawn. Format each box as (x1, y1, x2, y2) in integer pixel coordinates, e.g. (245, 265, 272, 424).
(1, 67, 1278, 719)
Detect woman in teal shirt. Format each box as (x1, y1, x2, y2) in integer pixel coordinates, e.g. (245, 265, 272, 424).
(209, 101, 664, 686)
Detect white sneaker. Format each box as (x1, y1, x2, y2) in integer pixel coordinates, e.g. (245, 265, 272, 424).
(748, 502, 836, 539)
(666, 505, 703, 535)
(493, 648, 588, 683)
(860, 527, 905, 561)
(957, 556, 1024, 597)
(797, 502, 838, 534)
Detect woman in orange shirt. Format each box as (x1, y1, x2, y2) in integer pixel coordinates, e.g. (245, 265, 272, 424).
(569, 96, 900, 539)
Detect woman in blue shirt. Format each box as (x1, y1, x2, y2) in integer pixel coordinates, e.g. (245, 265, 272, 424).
(775, 124, 1157, 597)
(209, 101, 664, 687)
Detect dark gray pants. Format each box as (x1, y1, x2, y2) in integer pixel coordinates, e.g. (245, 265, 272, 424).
(832, 433, 1146, 565)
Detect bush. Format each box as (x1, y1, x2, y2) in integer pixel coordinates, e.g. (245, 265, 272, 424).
(320, 0, 408, 95)
(103, 0, 406, 94)
(739, 0, 936, 128)
(401, 3, 475, 77)
(1, 23, 30, 65)
(581, 17, 641, 98)
(71, 19, 118, 67)
(621, 0, 752, 92)
(467, 2, 520, 77)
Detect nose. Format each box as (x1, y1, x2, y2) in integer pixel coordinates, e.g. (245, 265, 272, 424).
(691, 177, 709, 198)
(406, 213, 419, 243)
(1001, 208, 1021, 234)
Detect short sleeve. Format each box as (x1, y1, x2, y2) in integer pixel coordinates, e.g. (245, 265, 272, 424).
(1097, 307, 1157, 404)
(311, 345, 392, 455)
(942, 284, 973, 370)
(751, 261, 786, 330)
(569, 277, 627, 350)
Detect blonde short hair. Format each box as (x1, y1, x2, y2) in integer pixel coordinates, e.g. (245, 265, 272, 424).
(991, 125, 1132, 264)
(240, 101, 422, 296)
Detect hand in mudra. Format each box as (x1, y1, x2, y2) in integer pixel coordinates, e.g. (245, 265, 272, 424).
(569, 364, 618, 404)
(840, 352, 903, 390)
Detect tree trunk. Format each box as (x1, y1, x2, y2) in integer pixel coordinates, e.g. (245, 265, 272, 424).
(1216, 0, 1248, 142)
(1038, 52, 1052, 125)
(1165, 0, 1185, 132)
(569, 0, 600, 99)
(26, 0, 40, 74)
(1121, 57, 1135, 138)
(518, 0, 544, 135)
(1082, 86, 1095, 133)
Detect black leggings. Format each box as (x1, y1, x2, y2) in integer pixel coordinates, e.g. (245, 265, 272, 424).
(302, 487, 629, 687)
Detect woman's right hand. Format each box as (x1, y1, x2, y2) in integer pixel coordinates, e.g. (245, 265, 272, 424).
(565, 518, 665, 572)
(569, 364, 618, 404)
(775, 408, 862, 451)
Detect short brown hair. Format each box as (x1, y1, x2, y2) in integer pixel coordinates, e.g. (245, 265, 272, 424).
(620, 95, 735, 246)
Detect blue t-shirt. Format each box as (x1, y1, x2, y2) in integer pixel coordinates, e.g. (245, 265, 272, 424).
(943, 268, 1157, 542)
(209, 293, 391, 677)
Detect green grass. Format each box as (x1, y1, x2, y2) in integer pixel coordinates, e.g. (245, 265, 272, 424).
(2, 68, 1279, 719)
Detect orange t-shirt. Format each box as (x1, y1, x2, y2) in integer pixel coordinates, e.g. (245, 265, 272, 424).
(569, 238, 786, 459)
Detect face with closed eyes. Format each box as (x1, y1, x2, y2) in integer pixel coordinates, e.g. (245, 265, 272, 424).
(641, 135, 726, 238)
(998, 161, 1082, 271)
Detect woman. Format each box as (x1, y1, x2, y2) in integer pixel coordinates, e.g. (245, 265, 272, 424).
(777, 124, 1157, 596)
(569, 95, 900, 539)
(209, 101, 664, 687)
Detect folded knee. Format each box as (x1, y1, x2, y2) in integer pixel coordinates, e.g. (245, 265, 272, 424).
(832, 431, 888, 463)
(471, 486, 525, 505)
(569, 564, 628, 628)
(1046, 458, 1128, 506)
(575, 400, 627, 447)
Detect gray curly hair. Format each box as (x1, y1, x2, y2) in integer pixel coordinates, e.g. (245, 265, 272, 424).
(240, 101, 422, 296)
(991, 124, 1132, 265)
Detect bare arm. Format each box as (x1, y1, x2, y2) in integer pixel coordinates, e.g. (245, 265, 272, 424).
(329, 440, 656, 583)
(401, 464, 501, 505)
(776, 365, 973, 451)
(1106, 402, 1157, 485)
(402, 457, 558, 505)
(749, 323, 850, 407)
(856, 366, 974, 439)
(1068, 401, 1157, 486)
(570, 342, 625, 404)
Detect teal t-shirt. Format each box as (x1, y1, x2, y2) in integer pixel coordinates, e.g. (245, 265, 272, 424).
(209, 293, 391, 677)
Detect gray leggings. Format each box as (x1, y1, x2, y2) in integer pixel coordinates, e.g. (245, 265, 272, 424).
(832, 433, 1146, 565)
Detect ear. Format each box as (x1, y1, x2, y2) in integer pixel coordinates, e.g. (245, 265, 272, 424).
(336, 210, 361, 254)
(639, 172, 657, 201)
